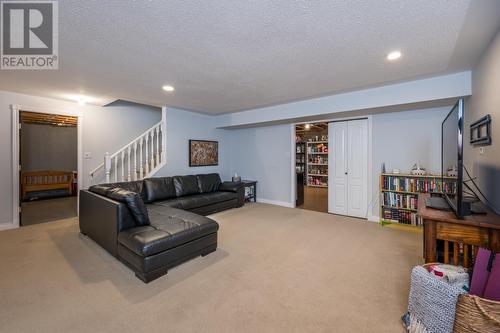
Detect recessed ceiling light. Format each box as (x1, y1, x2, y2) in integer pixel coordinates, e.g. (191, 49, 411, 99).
(387, 51, 402, 61)
(162, 85, 175, 92)
(305, 124, 311, 130)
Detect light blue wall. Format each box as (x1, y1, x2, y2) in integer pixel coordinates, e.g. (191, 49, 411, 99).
(83, 100, 161, 186)
(371, 107, 450, 216)
(155, 108, 231, 180)
(215, 71, 471, 128)
(226, 106, 451, 218)
(228, 124, 292, 205)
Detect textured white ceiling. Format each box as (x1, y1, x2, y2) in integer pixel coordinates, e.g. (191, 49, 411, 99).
(1, 0, 499, 114)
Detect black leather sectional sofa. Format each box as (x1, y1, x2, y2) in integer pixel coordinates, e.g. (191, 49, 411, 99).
(79, 173, 244, 282)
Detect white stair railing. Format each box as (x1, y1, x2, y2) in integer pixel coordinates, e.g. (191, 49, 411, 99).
(89, 107, 167, 184)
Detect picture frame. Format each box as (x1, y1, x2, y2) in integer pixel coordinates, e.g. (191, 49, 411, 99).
(189, 140, 218, 167)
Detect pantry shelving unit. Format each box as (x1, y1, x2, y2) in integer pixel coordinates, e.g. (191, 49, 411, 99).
(306, 140, 328, 188)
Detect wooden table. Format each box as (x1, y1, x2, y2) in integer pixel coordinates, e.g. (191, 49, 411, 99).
(418, 194, 500, 267)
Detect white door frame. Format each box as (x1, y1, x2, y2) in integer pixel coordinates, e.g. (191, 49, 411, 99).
(290, 115, 374, 220)
(10, 104, 83, 229)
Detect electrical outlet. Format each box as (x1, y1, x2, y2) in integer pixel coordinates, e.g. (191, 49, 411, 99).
(84, 152, 92, 159)
(479, 147, 484, 155)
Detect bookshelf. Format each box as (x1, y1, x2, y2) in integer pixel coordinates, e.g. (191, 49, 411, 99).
(296, 142, 306, 173)
(307, 140, 328, 187)
(380, 173, 457, 230)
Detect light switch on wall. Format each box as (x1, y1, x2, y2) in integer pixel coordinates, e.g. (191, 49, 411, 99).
(84, 152, 92, 159)
(479, 147, 484, 155)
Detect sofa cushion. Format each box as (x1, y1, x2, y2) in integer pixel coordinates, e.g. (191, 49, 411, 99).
(196, 173, 221, 193)
(110, 181, 147, 201)
(106, 188, 150, 226)
(118, 207, 218, 257)
(144, 177, 176, 202)
(173, 175, 199, 197)
(88, 180, 148, 202)
(88, 184, 110, 196)
(152, 191, 237, 210)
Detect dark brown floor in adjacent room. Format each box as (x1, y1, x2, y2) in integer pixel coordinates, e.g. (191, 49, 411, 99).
(21, 196, 78, 226)
(298, 186, 328, 213)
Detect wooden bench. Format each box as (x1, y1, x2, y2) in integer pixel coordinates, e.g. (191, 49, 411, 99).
(22, 170, 74, 200)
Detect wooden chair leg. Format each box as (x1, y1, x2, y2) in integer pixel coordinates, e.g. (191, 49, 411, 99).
(444, 241, 449, 264)
(464, 244, 469, 268)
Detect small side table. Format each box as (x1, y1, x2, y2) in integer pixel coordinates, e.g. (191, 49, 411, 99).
(241, 180, 257, 202)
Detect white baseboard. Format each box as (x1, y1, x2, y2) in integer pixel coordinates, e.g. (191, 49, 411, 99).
(0, 223, 17, 231)
(367, 214, 380, 223)
(256, 198, 294, 208)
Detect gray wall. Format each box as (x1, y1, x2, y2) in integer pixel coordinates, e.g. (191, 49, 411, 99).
(155, 108, 231, 180)
(466, 29, 500, 214)
(0, 91, 161, 226)
(21, 123, 77, 172)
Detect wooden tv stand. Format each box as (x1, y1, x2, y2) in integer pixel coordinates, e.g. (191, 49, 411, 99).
(418, 194, 500, 268)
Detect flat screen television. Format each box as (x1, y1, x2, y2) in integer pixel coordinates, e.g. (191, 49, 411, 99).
(441, 98, 467, 218)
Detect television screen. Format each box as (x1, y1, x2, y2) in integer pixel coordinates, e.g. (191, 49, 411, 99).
(441, 99, 464, 217)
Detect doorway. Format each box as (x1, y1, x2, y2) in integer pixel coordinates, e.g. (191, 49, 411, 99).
(19, 111, 78, 226)
(295, 122, 329, 213)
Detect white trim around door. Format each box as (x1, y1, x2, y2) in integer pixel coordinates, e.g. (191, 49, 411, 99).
(9, 104, 83, 230)
(290, 115, 373, 219)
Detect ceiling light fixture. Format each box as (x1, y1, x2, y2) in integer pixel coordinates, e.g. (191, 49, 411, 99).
(305, 124, 311, 130)
(387, 50, 402, 61)
(162, 85, 175, 92)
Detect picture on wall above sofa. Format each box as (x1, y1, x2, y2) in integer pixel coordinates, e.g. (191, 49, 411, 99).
(189, 140, 218, 166)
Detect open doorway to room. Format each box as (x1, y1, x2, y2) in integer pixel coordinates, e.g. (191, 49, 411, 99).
(295, 122, 329, 213)
(19, 111, 78, 226)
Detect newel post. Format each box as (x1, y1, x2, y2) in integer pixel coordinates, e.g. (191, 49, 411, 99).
(104, 152, 111, 183)
(161, 107, 167, 163)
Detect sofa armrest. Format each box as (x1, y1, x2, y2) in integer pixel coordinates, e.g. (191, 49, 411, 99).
(79, 190, 136, 257)
(219, 181, 244, 192)
(219, 181, 245, 207)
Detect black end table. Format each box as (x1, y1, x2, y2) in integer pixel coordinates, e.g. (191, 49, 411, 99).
(241, 180, 257, 202)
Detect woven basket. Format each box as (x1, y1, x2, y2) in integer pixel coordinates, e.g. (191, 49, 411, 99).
(453, 294, 500, 333)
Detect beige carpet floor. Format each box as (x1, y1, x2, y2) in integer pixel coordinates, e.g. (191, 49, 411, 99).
(0, 203, 422, 333)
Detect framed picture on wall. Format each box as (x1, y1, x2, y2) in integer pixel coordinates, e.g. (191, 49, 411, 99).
(189, 140, 218, 167)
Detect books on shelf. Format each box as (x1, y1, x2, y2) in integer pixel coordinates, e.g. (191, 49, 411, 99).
(382, 192, 418, 210)
(382, 207, 419, 226)
(382, 175, 456, 194)
(380, 173, 457, 228)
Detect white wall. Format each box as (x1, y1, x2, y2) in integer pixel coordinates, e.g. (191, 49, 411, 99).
(466, 28, 500, 214)
(0, 91, 161, 227)
(155, 108, 231, 180)
(229, 124, 293, 206)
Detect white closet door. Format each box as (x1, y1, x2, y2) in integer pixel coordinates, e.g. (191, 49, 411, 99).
(328, 121, 348, 215)
(347, 119, 368, 218)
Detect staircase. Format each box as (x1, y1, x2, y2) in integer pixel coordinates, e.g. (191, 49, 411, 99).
(89, 108, 167, 185)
